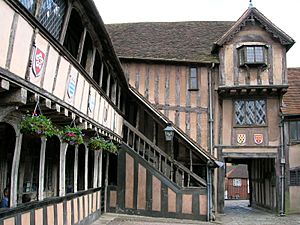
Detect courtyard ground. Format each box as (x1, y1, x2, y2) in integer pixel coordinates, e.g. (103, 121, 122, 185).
(92, 200, 300, 225)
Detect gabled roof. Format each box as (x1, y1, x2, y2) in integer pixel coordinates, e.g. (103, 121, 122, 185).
(106, 21, 234, 63)
(282, 68, 300, 116)
(213, 7, 295, 52)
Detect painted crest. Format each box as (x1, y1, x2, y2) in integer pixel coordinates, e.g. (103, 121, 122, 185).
(32, 47, 46, 77)
(237, 134, 246, 144)
(254, 134, 263, 145)
(103, 104, 108, 122)
(67, 76, 76, 98)
(88, 94, 95, 112)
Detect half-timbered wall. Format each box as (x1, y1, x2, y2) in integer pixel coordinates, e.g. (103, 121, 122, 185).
(0, 0, 124, 138)
(108, 147, 208, 220)
(123, 62, 209, 149)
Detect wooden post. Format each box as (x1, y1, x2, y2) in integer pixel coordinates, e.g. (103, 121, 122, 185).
(59, 142, 68, 196)
(84, 144, 89, 190)
(93, 151, 99, 188)
(10, 132, 23, 207)
(73, 145, 78, 193)
(104, 153, 110, 212)
(38, 137, 47, 201)
(98, 150, 103, 187)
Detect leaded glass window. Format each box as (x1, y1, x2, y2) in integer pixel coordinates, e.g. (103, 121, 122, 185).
(39, 0, 67, 39)
(239, 45, 267, 66)
(20, 0, 36, 14)
(290, 170, 300, 186)
(189, 67, 198, 90)
(289, 121, 300, 142)
(234, 99, 266, 126)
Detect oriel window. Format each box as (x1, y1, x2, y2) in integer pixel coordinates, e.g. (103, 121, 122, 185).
(239, 45, 267, 66)
(189, 67, 198, 90)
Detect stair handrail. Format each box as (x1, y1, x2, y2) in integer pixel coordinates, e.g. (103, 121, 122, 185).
(123, 120, 207, 187)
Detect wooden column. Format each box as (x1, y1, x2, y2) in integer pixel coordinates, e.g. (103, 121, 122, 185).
(38, 137, 47, 201)
(84, 144, 89, 190)
(59, 142, 68, 196)
(93, 151, 99, 188)
(10, 132, 23, 207)
(98, 150, 103, 187)
(106, 73, 111, 96)
(73, 145, 78, 193)
(104, 153, 110, 212)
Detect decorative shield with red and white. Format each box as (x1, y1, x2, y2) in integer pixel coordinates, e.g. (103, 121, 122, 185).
(32, 47, 46, 77)
(254, 134, 263, 145)
(237, 134, 246, 144)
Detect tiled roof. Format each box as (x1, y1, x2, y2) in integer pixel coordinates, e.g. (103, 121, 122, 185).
(105, 21, 234, 63)
(227, 164, 248, 178)
(282, 68, 300, 116)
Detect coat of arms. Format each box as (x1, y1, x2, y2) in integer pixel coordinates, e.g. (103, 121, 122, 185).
(237, 134, 246, 144)
(67, 76, 76, 99)
(254, 134, 263, 145)
(32, 47, 45, 77)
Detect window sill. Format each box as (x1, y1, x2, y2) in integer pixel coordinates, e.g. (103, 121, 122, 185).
(188, 88, 199, 91)
(233, 124, 268, 128)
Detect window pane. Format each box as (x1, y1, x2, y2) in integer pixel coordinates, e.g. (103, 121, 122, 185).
(290, 121, 297, 141)
(235, 101, 245, 125)
(39, 0, 67, 39)
(290, 170, 296, 185)
(255, 100, 266, 125)
(255, 47, 264, 62)
(297, 121, 300, 140)
(245, 101, 255, 125)
(189, 67, 198, 89)
(246, 47, 255, 63)
(20, 0, 36, 14)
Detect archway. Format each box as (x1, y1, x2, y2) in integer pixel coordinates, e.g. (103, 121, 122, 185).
(0, 122, 15, 207)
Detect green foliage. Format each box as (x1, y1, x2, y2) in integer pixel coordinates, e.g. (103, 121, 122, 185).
(61, 126, 84, 145)
(103, 141, 118, 154)
(88, 137, 107, 150)
(88, 137, 118, 154)
(20, 114, 58, 137)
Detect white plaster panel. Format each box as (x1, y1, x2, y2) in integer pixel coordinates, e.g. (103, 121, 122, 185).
(93, 92, 101, 123)
(53, 57, 69, 99)
(43, 46, 59, 93)
(80, 80, 89, 114)
(0, 1, 14, 68)
(74, 74, 84, 109)
(10, 16, 33, 78)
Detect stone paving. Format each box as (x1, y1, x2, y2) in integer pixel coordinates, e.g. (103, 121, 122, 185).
(92, 200, 300, 225)
(220, 200, 300, 225)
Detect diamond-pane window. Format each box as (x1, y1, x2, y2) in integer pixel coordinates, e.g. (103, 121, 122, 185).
(20, 0, 36, 14)
(255, 100, 266, 125)
(235, 101, 245, 125)
(234, 100, 266, 126)
(39, 0, 67, 40)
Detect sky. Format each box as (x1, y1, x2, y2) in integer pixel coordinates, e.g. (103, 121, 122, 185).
(95, 0, 299, 67)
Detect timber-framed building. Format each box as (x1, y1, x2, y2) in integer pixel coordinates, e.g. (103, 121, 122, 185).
(106, 5, 299, 215)
(0, 0, 218, 224)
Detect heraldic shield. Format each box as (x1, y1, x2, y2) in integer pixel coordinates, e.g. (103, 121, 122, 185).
(237, 134, 246, 144)
(254, 134, 263, 145)
(32, 47, 46, 77)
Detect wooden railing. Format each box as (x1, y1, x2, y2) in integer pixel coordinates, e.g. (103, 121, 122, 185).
(123, 120, 206, 187)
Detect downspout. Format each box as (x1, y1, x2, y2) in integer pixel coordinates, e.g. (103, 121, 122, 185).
(207, 62, 215, 221)
(279, 103, 286, 216)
